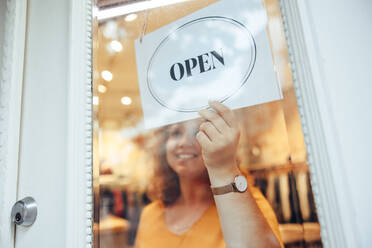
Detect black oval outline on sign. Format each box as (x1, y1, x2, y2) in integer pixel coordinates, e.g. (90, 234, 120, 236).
(147, 16, 257, 112)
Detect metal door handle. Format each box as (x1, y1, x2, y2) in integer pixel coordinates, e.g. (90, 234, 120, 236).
(11, 197, 37, 226)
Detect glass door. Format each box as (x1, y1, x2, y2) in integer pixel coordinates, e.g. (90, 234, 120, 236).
(93, 0, 323, 247)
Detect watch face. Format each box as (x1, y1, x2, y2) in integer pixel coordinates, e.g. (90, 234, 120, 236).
(234, 175, 248, 192)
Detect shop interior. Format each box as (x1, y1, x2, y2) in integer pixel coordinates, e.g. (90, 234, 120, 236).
(93, 0, 323, 247)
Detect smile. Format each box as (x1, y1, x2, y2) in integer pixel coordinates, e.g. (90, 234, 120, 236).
(175, 153, 198, 159)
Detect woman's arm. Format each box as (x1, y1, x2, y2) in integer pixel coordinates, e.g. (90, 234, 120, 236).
(197, 101, 282, 248)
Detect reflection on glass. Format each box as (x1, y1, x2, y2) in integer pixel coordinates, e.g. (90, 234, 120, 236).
(93, 0, 323, 247)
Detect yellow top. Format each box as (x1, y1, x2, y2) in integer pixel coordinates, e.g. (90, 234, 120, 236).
(135, 186, 284, 248)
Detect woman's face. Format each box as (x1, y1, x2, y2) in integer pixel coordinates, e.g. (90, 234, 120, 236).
(165, 119, 208, 180)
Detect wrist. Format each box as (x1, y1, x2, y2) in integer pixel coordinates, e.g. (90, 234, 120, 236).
(207, 162, 241, 187)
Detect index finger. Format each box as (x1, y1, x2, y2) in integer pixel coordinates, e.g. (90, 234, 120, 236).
(208, 101, 237, 128)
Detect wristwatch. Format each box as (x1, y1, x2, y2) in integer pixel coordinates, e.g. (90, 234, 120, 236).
(211, 175, 248, 195)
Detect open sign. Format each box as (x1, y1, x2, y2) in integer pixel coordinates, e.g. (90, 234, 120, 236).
(169, 49, 226, 81)
(135, 0, 281, 129)
(146, 17, 256, 112)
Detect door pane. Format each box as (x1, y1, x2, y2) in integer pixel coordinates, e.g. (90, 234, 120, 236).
(93, 0, 323, 247)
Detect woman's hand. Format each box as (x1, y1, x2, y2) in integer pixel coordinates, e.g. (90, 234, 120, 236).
(196, 101, 240, 184)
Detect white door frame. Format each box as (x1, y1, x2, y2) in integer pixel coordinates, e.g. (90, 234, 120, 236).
(0, 0, 27, 247)
(65, 0, 94, 247)
(0, 0, 93, 247)
(0, 0, 366, 247)
(279, 1, 359, 247)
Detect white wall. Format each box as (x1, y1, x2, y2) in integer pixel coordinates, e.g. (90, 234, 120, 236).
(0, 0, 8, 245)
(0, 0, 6, 71)
(304, 0, 372, 247)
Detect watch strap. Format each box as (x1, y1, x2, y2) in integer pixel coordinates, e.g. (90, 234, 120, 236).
(211, 183, 236, 195)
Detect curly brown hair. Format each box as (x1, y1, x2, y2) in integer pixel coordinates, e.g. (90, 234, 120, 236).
(150, 126, 181, 206)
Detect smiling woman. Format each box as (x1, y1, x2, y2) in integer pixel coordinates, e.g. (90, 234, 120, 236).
(134, 102, 283, 248)
(152, 120, 209, 206)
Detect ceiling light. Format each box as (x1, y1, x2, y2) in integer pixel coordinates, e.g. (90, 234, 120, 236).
(110, 40, 123, 52)
(98, 84, 107, 93)
(101, 70, 113, 81)
(125, 13, 137, 22)
(96, 0, 191, 21)
(121, 96, 132, 105)
(103, 21, 118, 39)
(93, 96, 99, 105)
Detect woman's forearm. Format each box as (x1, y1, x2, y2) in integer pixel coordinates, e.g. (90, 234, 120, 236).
(197, 101, 282, 247)
(208, 167, 282, 248)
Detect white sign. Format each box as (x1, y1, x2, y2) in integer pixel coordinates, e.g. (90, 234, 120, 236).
(135, 0, 282, 129)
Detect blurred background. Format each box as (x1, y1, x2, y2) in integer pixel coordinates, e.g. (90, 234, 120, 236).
(93, 0, 323, 247)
